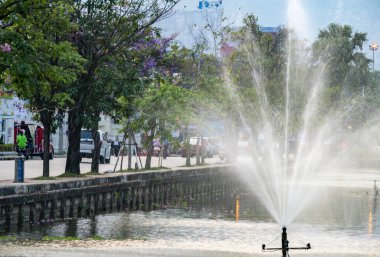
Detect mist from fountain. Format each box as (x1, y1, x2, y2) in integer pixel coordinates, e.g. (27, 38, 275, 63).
(222, 0, 379, 226)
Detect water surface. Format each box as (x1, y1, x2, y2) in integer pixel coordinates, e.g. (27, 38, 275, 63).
(2, 186, 379, 254)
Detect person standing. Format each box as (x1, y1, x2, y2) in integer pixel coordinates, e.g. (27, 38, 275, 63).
(20, 121, 32, 145)
(113, 136, 120, 157)
(163, 139, 170, 159)
(16, 130, 28, 159)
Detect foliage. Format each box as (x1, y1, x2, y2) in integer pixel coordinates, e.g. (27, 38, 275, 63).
(312, 23, 375, 128)
(165, 44, 227, 133)
(313, 23, 370, 93)
(224, 13, 288, 135)
(1, 1, 85, 106)
(224, 15, 376, 139)
(64, 0, 179, 174)
(131, 78, 192, 144)
(0, 0, 85, 177)
(0, 143, 13, 151)
(3, 2, 380, 172)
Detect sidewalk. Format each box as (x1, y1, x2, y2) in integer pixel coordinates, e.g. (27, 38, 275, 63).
(0, 152, 67, 160)
(0, 156, 225, 186)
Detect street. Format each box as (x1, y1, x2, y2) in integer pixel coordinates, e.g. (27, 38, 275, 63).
(0, 156, 224, 182)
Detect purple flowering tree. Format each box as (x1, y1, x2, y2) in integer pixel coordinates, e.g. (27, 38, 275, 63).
(128, 34, 189, 169)
(132, 34, 176, 77)
(0, 43, 11, 53)
(63, 0, 179, 174)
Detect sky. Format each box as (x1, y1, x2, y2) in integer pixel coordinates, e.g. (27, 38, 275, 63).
(173, 0, 380, 69)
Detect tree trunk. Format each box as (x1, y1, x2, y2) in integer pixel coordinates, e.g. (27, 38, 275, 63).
(196, 135, 201, 165)
(58, 125, 63, 154)
(65, 110, 82, 174)
(91, 122, 100, 172)
(145, 125, 156, 169)
(127, 130, 132, 170)
(40, 110, 52, 177)
(201, 136, 205, 164)
(120, 144, 125, 171)
(185, 126, 191, 167)
(158, 143, 163, 168)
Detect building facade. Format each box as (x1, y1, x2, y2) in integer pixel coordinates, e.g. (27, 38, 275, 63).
(157, 0, 224, 53)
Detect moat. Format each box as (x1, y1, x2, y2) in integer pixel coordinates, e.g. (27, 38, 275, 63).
(1, 178, 379, 255)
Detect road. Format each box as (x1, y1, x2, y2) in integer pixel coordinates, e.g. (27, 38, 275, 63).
(0, 155, 224, 182)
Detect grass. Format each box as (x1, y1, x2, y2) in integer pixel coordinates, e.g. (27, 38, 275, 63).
(84, 172, 104, 176)
(56, 173, 86, 178)
(0, 236, 17, 241)
(32, 176, 57, 180)
(32, 163, 184, 181)
(139, 166, 170, 171)
(33, 172, 103, 180)
(116, 166, 170, 172)
(42, 236, 79, 241)
(90, 235, 104, 240)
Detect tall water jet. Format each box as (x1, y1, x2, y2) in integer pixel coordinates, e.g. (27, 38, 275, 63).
(221, 0, 378, 229)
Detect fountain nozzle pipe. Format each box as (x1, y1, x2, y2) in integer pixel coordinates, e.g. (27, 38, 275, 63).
(281, 227, 288, 257)
(262, 227, 311, 256)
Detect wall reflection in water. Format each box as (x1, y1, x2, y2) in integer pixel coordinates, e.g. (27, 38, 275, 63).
(1, 186, 379, 240)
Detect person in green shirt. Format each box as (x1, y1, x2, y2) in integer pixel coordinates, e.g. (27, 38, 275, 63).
(16, 130, 29, 159)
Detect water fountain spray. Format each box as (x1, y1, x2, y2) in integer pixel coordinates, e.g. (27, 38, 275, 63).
(262, 227, 311, 257)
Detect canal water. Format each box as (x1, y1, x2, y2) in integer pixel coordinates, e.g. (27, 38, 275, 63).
(1, 185, 379, 255)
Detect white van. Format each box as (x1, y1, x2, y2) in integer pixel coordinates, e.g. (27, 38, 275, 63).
(80, 130, 111, 164)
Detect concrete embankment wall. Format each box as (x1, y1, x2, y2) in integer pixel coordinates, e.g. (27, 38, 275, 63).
(0, 165, 236, 230)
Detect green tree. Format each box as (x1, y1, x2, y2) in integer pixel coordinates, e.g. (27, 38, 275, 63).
(0, 0, 85, 177)
(162, 43, 228, 166)
(313, 23, 369, 96)
(224, 14, 288, 140)
(65, 0, 178, 174)
(130, 78, 192, 169)
(312, 23, 372, 127)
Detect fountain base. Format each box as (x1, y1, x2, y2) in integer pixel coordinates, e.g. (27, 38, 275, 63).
(262, 227, 311, 257)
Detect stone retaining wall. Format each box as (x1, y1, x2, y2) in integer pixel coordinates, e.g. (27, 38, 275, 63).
(0, 165, 236, 231)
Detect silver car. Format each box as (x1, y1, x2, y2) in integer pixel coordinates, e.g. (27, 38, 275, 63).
(80, 130, 112, 164)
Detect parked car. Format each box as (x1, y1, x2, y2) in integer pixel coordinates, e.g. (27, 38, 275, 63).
(80, 130, 111, 164)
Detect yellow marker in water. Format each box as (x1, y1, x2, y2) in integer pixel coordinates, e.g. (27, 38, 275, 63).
(236, 197, 240, 222)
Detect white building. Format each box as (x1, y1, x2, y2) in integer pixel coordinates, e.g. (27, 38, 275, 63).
(157, 0, 224, 53)
(0, 93, 35, 145)
(98, 113, 123, 141)
(0, 92, 121, 153)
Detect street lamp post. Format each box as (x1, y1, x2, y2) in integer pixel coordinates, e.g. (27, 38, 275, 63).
(364, 43, 379, 97)
(369, 42, 378, 73)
